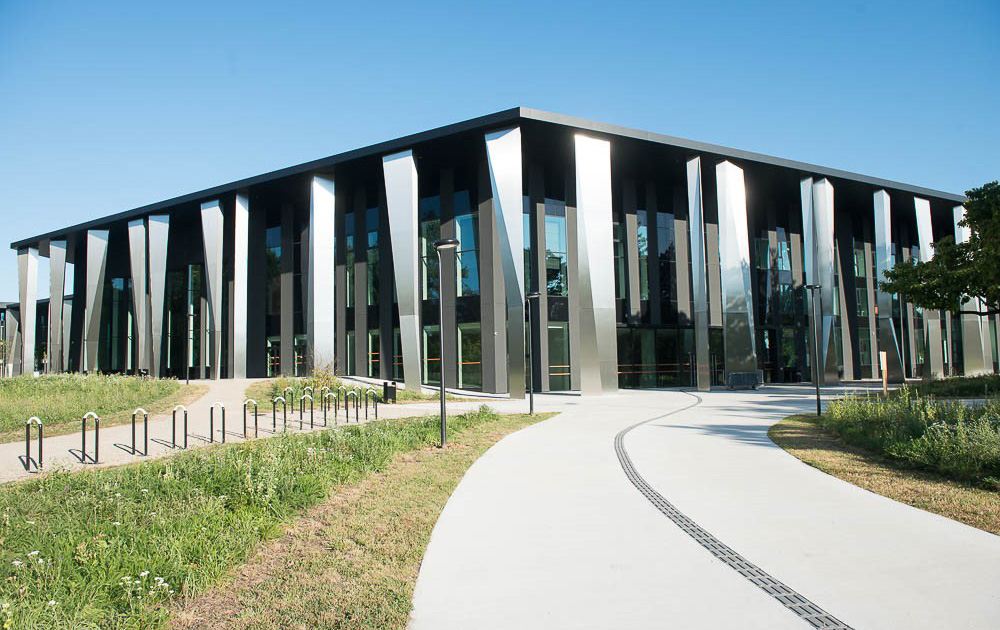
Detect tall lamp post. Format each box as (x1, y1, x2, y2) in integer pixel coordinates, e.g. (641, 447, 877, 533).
(525, 291, 541, 414)
(433, 238, 461, 448)
(805, 283, 823, 416)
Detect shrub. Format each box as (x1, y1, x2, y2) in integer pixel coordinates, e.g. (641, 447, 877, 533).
(823, 388, 1000, 485)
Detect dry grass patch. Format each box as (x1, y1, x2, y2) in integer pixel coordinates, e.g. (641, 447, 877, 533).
(169, 412, 550, 630)
(770, 415, 1000, 535)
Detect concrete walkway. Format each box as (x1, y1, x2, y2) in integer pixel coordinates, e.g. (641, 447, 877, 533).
(408, 386, 1000, 630)
(0, 378, 525, 484)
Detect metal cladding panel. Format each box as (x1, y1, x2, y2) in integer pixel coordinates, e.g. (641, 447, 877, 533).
(127, 219, 149, 372)
(147, 215, 169, 377)
(715, 161, 757, 374)
(873, 191, 904, 382)
(17, 247, 38, 374)
(233, 195, 249, 378)
(85, 230, 109, 372)
(954, 205, 989, 375)
(914, 197, 944, 378)
(48, 240, 67, 373)
(200, 200, 224, 379)
(383, 150, 422, 392)
(485, 128, 526, 398)
(574, 134, 618, 393)
(308, 176, 336, 373)
(687, 157, 710, 391)
(61, 301, 72, 372)
(5, 309, 19, 376)
(810, 178, 838, 381)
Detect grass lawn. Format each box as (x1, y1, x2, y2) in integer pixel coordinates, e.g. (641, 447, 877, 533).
(0, 374, 205, 443)
(0, 406, 545, 629)
(169, 410, 549, 630)
(770, 415, 1000, 535)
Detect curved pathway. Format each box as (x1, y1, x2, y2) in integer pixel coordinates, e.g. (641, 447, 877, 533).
(408, 387, 1000, 629)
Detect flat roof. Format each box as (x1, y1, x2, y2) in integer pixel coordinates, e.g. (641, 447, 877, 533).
(10, 106, 965, 250)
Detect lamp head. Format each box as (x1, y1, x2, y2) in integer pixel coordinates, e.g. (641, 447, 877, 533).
(433, 238, 460, 252)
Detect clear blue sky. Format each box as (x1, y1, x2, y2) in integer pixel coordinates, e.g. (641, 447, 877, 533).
(1, 0, 997, 300)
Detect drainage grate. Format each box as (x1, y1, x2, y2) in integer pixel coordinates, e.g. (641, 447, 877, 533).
(614, 392, 855, 630)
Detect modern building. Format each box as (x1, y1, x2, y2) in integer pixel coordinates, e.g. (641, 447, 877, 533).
(4, 108, 998, 394)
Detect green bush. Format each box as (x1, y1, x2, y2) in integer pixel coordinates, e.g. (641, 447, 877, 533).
(0, 405, 503, 630)
(823, 389, 1000, 485)
(910, 373, 1000, 398)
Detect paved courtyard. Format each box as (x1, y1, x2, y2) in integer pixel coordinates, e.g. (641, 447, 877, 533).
(409, 386, 1000, 630)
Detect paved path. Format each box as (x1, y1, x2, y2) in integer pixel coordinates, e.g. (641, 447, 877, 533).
(0, 378, 525, 484)
(409, 386, 1000, 630)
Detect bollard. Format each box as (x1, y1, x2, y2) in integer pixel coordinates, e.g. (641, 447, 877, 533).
(210, 403, 226, 443)
(244, 399, 259, 438)
(272, 396, 287, 431)
(82, 412, 100, 462)
(24, 417, 43, 472)
(172, 405, 188, 449)
(299, 394, 314, 429)
(131, 408, 149, 456)
(323, 392, 334, 427)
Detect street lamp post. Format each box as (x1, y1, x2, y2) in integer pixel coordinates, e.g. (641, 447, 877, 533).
(434, 238, 461, 448)
(805, 283, 823, 416)
(525, 291, 541, 415)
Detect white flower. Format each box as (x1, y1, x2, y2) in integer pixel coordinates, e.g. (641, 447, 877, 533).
(38, 559, 44, 564)
(25, 520, 35, 525)
(141, 489, 149, 493)
(47, 600, 56, 606)
(11, 560, 22, 567)
(139, 571, 149, 577)
(113, 521, 121, 526)
(149, 512, 157, 517)
(114, 493, 121, 498)
(27, 551, 38, 556)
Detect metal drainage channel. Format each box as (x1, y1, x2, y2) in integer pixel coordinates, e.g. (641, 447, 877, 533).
(614, 391, 854, 630)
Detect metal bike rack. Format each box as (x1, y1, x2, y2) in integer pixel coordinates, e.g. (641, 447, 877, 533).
(364, 389, 379, 420)
(337, 386, 348, 414)
(272, 396, 287, 431)
(131, 408, 149, 456)
(303, 385, 314, 397)
(23, 417, 43, 472)
(323, 392, 335, 427)
(172, 405, 188, 449)
(299, 394, 314, 430)
(320, 386, 330, 410)
(346, 390, 359, 423)
(283, 386, 295, 403)
(244, 399, 259, 438)
(82, 412, 100, 462)
(210, 402, 226, 443)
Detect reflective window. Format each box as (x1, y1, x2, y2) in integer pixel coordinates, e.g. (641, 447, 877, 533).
(545, 199, 568, 297)
(458, 322, 482, 390)
(367, 206, 379, 306)
(455, 192, 479, 297)
(548, 321, 571, 390)
(422, 324, 440, 385)
(637, 209, 649, 300)
(420, 196, 441, 301)
(368, 329, 380, 377)
(345, 213, 355, 308)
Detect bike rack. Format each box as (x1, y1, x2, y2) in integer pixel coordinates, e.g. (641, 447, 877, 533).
(272, 396, 287, 431)
(320, 386, 331, 411)
(299, 394, 314, 430)
(337, 386, 348, 415)
(303, 385, 314, 397)
(364, 388, 379, 420)
(82, 412, 100, 462)
(283, 386, 295, 404)
(131, 408, 149, 456)
(244, 399, 259, 438)
(210, 402, 226, 443)
(172, 405, 188, 449)
(346, 390, 359, 423)
(23, 417, 43, 472)
(322, 392, 334, 427)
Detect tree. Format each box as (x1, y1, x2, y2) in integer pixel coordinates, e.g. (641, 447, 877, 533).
(880, 180, 1000, 317)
